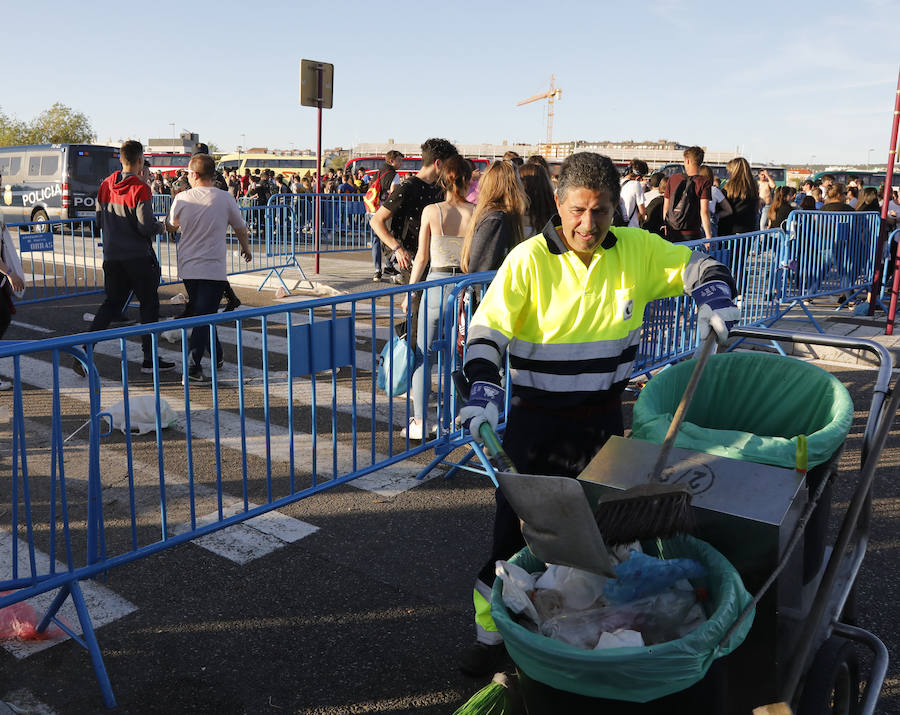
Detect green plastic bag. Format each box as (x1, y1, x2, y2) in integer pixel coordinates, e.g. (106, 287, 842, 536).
(490, 536, 753, 702)
(632, 352, 852, 469)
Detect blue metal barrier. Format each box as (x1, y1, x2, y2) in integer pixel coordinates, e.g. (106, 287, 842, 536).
(777, 210, 879, 330)
(151, 193, 172, 216)
(7, 218, 105, 305)
(267, 193, 373, 253)
(0, 275, 477, 707)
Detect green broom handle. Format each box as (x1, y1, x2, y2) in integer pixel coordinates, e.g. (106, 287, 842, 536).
(478, 421, 518, 474)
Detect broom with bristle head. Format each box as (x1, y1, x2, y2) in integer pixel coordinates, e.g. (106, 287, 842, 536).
(594, 333, 716, 546)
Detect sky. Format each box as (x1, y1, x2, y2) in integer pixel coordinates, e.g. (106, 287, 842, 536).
(2, 0, 898, 167)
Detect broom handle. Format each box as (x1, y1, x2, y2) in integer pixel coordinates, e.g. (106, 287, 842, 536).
(648, 332, 717, 483)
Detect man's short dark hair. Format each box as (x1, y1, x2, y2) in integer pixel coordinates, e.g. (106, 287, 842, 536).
(822, 174, 835, 183)
(628, 158, 649, 177)
(420, 138, 458, 167)
(649, 171, 666, 189)
(121, 140, 144, 165)
(385, 150, 404, 162)
(556, 152, 621, 204)
(683, 146, 704, 165)
(190, 154, 215, 180)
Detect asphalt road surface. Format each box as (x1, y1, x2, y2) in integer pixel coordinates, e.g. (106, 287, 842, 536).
(0, 251, 899, 714)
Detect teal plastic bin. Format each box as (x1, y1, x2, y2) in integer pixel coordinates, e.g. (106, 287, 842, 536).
(490, 536, 754, 703)
(633, 351, 854, 582)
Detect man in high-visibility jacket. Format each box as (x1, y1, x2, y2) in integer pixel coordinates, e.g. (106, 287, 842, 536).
(457, 152, 740, 676)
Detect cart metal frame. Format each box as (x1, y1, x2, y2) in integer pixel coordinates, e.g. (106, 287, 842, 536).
(466, 326, 897, 714)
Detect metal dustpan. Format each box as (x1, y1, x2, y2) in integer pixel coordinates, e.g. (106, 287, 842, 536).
(495, 471, 616, 577)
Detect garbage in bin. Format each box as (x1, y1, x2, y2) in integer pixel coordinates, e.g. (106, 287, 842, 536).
(496, 548, 709, 651)
(491, 535, 753, 702)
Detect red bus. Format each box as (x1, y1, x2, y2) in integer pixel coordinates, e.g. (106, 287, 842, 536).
(145, 152, 191, 177)
(345, 155, 490, 179)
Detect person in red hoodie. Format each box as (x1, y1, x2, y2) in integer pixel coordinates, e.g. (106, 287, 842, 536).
(77, 140, 174, 375)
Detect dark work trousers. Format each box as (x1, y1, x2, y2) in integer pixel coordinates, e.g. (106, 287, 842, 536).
(183, 279, 227, 368)
(476, 398, 625, 587)
(0, 290, 13, 338)
(90, 255, 161, 359)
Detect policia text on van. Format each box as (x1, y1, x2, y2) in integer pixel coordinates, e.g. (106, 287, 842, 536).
(0, 144, 121, 225)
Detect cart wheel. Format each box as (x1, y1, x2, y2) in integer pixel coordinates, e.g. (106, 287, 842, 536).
(797, 636, 860, 715)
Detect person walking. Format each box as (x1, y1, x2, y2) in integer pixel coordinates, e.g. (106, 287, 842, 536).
(79, 140, 173, 376)
(663, 146, 712, 242)
(165, 154, 252, 382)
(457, 152, 739, 676)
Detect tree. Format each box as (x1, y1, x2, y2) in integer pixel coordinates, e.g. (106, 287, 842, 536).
(0, 107, 27, 146)
(24, 103, 95, 144)
(0, 103, 95, 146)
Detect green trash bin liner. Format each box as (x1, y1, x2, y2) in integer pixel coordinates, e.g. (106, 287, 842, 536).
(632, 353, 853, 469)
(491, 536, 754, 702)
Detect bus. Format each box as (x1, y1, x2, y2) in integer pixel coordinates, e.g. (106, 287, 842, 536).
(0, 143, 121, 226)
(216, 153, 322, 178)
(145, 152, 191, 177)
(805, 170, 899, 190)
(658, 163, 786, 186)
(345, 155, 490, 179)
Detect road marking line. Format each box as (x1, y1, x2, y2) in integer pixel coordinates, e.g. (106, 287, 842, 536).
(9, 321, 54, 334)
(0, 532, 137, 659)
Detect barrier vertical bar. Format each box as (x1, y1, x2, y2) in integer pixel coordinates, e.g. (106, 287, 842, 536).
(872, 65, 900, 327)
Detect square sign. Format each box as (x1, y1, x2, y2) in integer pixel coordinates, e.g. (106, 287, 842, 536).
(300, 60, 334, 109)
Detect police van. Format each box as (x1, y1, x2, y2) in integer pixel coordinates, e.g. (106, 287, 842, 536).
(0, 144, 121, 228)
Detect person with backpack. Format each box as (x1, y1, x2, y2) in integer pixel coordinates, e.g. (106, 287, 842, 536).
(369, 140, 457, 286)
(641, 172, 667, 235)
(366, 150, 404, 282)
(663, 145, 712, 242)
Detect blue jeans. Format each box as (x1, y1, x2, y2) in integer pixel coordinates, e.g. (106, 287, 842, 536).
(367, 212, 382, 270)
(410, 273, 455, 423)
(183, 279, 226, 368)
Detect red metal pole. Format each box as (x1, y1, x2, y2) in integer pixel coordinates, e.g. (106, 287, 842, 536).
(871, 67, 900, 330)
(314, 67, 323, 275)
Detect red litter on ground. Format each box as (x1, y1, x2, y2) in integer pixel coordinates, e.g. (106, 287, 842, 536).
(0, 592, 66, 641)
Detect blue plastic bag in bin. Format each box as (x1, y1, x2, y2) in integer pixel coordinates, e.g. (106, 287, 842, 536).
(376, 333, 423, 397)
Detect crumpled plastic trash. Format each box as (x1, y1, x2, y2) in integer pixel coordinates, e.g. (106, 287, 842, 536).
(496, 561, 539, 625)
(535, 564, 607, 610)
(0, 593, 64, 641)
(275, 286, 290, 299)
(168, 292, 186, 305)
(603, 550, 706, 604)
(540, 584, 705, 649)
(595, 628, 644, 650)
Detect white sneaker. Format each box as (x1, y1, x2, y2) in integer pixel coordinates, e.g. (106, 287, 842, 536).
(400, 418, 438, 440)
(0, 378, 11, 391)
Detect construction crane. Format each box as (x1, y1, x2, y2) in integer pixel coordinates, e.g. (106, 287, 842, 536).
(516, 75, 562, 156)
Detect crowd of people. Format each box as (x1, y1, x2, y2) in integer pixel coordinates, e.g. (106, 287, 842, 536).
(150, 165, 377, 203)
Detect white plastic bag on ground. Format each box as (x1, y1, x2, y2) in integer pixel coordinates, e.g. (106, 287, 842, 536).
(103, 395, 177, 435)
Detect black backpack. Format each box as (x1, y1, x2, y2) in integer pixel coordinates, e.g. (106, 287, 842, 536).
(667, 175, 699, 231)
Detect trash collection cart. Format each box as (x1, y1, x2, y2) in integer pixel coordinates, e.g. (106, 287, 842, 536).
(469, 327, 897, 715)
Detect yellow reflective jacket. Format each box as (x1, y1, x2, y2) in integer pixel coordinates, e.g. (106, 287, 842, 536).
(464, 219, 731, 408)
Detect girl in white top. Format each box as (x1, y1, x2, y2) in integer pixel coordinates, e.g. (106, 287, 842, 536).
(402, 155, 475, 440)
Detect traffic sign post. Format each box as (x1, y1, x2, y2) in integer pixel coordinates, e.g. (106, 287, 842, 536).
(300, 59, 334, 274)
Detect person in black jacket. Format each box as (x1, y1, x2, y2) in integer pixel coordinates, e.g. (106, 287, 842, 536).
(460, 161, 527, 274)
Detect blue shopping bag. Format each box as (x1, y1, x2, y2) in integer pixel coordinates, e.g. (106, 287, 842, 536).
(376, 333, 423, 397)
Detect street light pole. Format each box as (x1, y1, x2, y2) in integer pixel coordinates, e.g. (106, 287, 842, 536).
(867, 148, 874, 170)
(169, 123, 175, 139)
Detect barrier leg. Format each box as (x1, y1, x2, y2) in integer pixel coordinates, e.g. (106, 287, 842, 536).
(443, 448, 477, 480)
(70, 581, 117, 708)
(35, 583, 71, 633)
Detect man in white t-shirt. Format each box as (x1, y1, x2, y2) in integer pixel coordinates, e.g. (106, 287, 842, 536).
(166, 154, 252, 382)
(619, 159, 648, 228)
